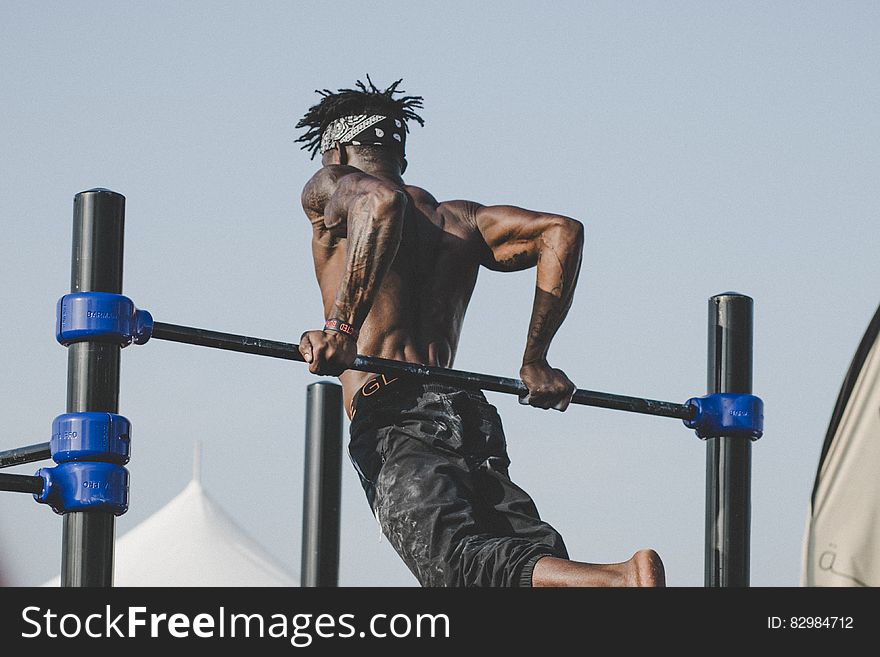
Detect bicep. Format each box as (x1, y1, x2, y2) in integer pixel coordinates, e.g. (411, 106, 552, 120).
(474, 204, 555, 271)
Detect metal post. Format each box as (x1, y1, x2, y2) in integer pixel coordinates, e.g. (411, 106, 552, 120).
(62, 189, 125, 587)
(301, 382, 343, 587)
(705, 293, 753, 587)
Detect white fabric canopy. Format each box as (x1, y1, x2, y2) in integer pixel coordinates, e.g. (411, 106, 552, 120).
(44, 476, 298, 587)
(802, 304, 880, 586)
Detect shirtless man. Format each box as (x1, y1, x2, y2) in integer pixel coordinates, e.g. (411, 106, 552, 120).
(295, 77, 664, 587)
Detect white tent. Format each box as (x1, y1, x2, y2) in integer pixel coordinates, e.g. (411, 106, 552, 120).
(44, 445, 298, 587)
(802, 303, 880, 586)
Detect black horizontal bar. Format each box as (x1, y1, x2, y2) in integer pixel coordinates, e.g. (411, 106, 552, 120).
(152, 321, 304, 361)
(150, 321, 695, 421)
(0, 442, 52, 469)
(0, 472, 44, 495)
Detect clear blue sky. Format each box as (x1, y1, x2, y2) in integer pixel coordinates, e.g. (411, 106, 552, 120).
(1, 1, 878, 587)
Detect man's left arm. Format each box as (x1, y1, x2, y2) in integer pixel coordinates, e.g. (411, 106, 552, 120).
(463, 202, 585, 410)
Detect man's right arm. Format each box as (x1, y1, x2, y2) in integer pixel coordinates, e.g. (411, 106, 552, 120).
(298, 166, 407, 375)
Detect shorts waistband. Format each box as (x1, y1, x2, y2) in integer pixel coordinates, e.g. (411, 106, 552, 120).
(350, 374, 462, 417)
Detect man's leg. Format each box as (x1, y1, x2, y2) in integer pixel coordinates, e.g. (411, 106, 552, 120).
(475, 461, 666, 587)
(469, 394, 667, 588)
(353, 385, 667, 587)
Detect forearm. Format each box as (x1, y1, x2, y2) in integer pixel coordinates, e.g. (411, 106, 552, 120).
(329, 190, 406, 328)
(522, 219, 584, 364)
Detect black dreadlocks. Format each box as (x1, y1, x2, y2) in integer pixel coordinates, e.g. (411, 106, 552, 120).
(295, 75, 425, 160)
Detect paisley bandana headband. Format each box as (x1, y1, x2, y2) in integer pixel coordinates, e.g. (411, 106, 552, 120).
(320, 114, 406, 154)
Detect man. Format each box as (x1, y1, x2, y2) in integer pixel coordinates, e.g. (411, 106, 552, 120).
(295, 77, 664, 587)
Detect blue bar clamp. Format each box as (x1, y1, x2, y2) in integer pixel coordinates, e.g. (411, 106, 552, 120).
(684, 393, 764, 440)
(34, 412, 130, 515)
(56, 292, 153, 346)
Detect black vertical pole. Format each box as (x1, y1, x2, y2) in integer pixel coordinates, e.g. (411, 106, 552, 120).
(301, 382, 343, 587)
(62, 189, 125, 587)
(705, 292, 753, 587)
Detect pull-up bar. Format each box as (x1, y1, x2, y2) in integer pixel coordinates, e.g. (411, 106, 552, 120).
(0, 472, 45, 495)
(0, 442, 51, 469)
(149, 321, 697, 421)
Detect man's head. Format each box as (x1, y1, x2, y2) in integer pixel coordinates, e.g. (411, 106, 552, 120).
(295, 76, 424, 174)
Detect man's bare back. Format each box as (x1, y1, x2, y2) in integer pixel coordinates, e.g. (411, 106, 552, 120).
(302, 165, 489, 413)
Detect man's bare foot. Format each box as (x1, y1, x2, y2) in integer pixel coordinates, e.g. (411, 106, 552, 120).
(531, 549, 666, 587)
(625, 549, 666, 587)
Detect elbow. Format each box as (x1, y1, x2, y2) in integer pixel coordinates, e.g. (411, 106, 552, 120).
(567, 217, 585, 244)
(549, 215, 585, 250)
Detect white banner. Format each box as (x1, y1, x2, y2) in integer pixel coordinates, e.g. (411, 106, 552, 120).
(802, 304, 880, 586)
